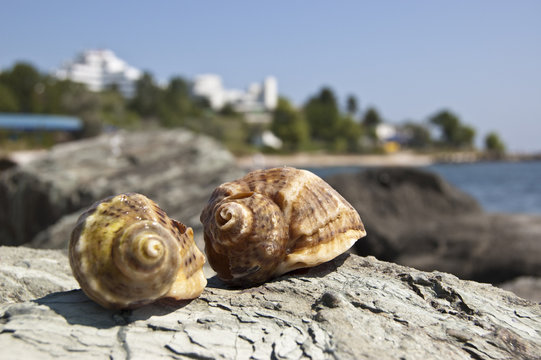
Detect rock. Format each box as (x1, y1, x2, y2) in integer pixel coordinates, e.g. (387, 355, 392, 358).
(500, 276, 541, 303)
(0, 157, 16, 172)
(29, 212, 82, 250)
(326, 167, 541, 284)
(0, 247, 540, 359)
(0, 246, 76, 304)
(0, 129, 244, 249)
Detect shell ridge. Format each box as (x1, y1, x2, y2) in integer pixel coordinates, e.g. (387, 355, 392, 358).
(69, 193, 206, 309)
(200, 167, 366, 287)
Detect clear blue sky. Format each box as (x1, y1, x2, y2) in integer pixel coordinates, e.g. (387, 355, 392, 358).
(1, 1, 540, 152)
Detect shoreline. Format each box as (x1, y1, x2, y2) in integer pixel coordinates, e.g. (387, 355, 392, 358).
(236, 152, 435, 169)
(236, 151, 541, 170)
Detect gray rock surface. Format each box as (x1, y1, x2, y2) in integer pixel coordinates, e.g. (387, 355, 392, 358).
(0, 246, 540, 359)
(0, 129, 244, 249)
(326, 167, 541, 285)
(0, 246, 76, 304)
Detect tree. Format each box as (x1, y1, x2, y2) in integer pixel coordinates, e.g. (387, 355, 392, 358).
(429, 110, 476, 149)
(457, 125, 475, 149)
(303, 87, 341, 142)
(99, 88, 140, 129)
(61, 84, 102, 137)
(361, 107, 382, 140)
(0, 84, 18, 112)
(362, 107, 382, 128)
(0, 62, 42, 112)
(129, 72, 162, 118)
(429, 110, 459, 144)
(334, 116, 362, 152)
(402, 122, 432, 149)
(271, 97, 309, 151)
(219, 103, 238, 117)
(484, 132, 505, 154)
(159, 76, 193, 127)
(346, 95, 358, 116)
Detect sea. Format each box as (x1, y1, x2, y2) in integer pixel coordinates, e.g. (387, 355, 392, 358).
(307, 161, 541, 215)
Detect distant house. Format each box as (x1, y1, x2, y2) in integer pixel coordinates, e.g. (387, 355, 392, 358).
(192, 74, 278, 114)
(375, 123, 401, 153)
(55, 49, 142, 98)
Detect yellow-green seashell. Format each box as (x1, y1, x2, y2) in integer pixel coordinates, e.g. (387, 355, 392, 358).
(69, 193, 206, 309)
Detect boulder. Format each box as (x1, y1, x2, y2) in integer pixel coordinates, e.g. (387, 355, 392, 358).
(0, 246, 539, 359)
(0, 130, 244, 249)
(326, 167, 541, 284)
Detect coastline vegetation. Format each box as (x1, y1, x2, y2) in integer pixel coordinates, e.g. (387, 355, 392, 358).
(0, 62, 507, 158)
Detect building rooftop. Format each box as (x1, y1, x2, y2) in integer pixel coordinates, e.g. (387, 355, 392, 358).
(0, 114, 82, 131)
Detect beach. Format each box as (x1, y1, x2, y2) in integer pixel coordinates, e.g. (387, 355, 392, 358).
(236, 152, 435, 169)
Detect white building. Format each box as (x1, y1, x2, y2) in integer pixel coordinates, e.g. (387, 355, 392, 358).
(375, 123, 398, 141)
(192, 74, 278, 113)
(55, 49, 142, 98)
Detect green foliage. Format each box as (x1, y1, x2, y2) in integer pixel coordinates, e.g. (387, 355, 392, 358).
(271, 88, 365, 153)
(429, 110, 476, 149)
(484, 132, 505, 154)
(271, 97, 309, 151)
(158, 77, 192, 127)
(304, 87, 341, 142)
(0, 84, 18, 112)
(182, 114, 253, 155)
(99, 89, 141, 129)
(129, 72, 161, 118)
(361, 107, 382, 140)
(402, 122, 432, 149)
(219, 103, 238, 117)
(346, 95, 358, 116)
(362, 107, 382, 128)
(60, 84, 102, 137)
(128, 73, 209, 128)
(0, 62, 41, 112)
(0, 62, 488, 157)
(333, 116, 362, 152)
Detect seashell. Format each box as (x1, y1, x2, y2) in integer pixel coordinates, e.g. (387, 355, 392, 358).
(69, 193, 207, 309)
(200, 167, 366, 286)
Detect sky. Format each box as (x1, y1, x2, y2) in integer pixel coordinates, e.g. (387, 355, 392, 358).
(1, 1, 540, 152)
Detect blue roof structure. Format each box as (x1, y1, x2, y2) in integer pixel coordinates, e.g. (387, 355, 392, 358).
(0, 114, 82, 131)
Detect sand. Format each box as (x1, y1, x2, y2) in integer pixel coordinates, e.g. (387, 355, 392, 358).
(236, 152, 434, 169)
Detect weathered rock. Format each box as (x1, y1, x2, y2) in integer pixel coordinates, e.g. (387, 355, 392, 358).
(0, 247, 539, 359)
(0, 246, 76, 304)
(326, 167, 541, 285)
(0, 129, 244, 249)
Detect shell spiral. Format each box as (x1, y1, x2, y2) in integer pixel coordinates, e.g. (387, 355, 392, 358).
(200, 167, 366, 286)
(69, 193, 207, 309)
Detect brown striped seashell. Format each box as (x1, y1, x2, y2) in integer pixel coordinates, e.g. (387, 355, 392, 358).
(200, 167, 366, 286)
(69, 193, 206, 309)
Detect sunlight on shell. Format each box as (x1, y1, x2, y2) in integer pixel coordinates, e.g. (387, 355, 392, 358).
(200, 167, 366, 286)
(69, 193, 206, 309)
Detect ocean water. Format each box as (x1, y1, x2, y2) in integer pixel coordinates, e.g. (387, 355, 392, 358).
(428, 161, 541, 214)
(307, 161, 541, 214)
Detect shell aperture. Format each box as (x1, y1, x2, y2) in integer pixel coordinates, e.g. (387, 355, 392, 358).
(69, 193, 206, 309)
(200, 167, 366, 286)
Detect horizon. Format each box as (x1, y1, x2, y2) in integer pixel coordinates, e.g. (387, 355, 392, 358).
(1, 1, 540, 153)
